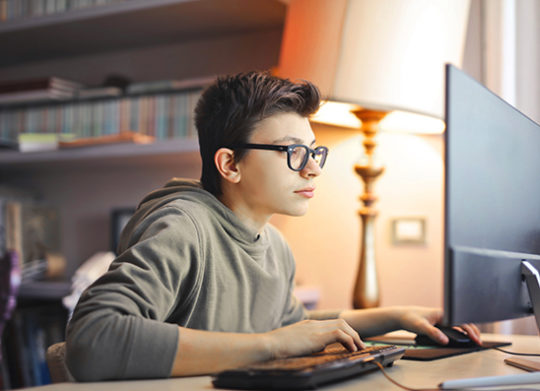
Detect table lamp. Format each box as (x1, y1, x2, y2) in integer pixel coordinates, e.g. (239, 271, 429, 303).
(277, 0, 470, 308)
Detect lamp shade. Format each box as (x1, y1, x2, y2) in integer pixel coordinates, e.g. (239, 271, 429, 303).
(277, 0, 471, 125)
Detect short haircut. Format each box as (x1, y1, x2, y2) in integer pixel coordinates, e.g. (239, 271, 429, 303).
(194, 71, 321, 196)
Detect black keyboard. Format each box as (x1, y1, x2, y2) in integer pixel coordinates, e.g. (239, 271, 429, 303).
(212, 344, 406, 390)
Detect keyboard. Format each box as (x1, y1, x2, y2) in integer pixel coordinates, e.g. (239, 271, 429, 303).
(212, 343, 406, 390)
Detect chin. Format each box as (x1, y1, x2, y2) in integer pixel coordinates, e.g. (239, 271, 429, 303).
(281, 203, 310, 217)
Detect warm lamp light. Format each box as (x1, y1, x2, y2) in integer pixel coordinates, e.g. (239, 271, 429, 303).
(312, 101, 446, 135)
(277, 0, 470, 309)
(311, 101, 361, 129)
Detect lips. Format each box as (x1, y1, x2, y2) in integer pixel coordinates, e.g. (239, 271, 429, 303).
(294, 187, 315, 198)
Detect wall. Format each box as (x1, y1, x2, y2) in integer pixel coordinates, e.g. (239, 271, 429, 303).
(271, 123, 445, 310)
(515, 0, 540, 124)
(463, 0, 540, 124)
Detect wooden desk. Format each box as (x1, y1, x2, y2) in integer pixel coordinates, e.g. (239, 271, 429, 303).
(18, 334, 540, 391)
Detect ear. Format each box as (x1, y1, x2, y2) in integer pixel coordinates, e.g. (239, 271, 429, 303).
(214, 148, 241, 184)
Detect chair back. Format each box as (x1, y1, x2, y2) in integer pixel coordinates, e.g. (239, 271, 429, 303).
(46, 341, 75, 383)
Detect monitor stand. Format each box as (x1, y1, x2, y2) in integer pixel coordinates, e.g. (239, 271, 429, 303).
(501, 261, 540, 373)
(521, 260, 540, 332)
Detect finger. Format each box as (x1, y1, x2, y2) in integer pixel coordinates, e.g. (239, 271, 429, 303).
(334, 329, 357, 352)
(409, 316, 449, 345)
(471, 323, 481, 339)
(338, 320, 365, 350)
(421, 321, 449, 345)
(431, 328, 449, 345)
(460, 323, 482, 346)
(334, 329, 365, 352)
(326, 319, 364, 351)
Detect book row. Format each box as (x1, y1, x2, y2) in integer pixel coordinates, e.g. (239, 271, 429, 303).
(2, 302, 67, 388)
(0, 89, 202, 143)
(0, 0, 129, 21)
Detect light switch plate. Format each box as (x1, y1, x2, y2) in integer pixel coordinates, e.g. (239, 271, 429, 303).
(391, 217, 426, 245)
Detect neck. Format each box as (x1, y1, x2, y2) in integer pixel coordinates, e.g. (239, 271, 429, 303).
(218, 189, 270, 235)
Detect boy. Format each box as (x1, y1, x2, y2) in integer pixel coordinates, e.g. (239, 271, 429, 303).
(65, 71, 480, 381)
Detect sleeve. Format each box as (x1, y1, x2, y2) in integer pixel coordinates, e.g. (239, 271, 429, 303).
(280, 292, 308, 326)
(65, 207, 202, 381)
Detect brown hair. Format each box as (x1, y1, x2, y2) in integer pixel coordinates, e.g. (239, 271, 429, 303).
(194, 71, 320, 195)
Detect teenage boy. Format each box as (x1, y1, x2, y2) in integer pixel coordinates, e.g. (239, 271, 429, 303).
(65, 71, 480, 381)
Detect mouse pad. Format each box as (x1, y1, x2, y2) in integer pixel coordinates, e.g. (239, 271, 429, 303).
(365, 336, 511, 361)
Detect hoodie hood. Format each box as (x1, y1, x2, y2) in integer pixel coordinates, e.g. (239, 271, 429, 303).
(117, 178, 266, 254)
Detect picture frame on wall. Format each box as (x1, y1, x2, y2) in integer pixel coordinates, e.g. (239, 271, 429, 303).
(110, 208, 135, 253)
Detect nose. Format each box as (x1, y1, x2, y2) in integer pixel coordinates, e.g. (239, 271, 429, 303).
(300, 155, 322, 178)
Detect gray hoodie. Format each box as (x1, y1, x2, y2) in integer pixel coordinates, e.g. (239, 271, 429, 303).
(65, 179, 306, 381)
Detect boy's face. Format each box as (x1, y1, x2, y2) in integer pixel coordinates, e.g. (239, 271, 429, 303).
(235, 111, 322, 219)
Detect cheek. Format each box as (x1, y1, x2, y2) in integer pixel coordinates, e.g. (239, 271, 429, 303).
(246, 168, 292, 197)
(242, 154, 291, 187)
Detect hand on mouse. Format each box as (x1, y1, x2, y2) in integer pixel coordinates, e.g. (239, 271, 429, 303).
(448, 324, 483, 346)
(397, 306, 482, 346)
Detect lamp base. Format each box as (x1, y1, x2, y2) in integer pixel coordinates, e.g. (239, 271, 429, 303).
(351, 109, 388, 309)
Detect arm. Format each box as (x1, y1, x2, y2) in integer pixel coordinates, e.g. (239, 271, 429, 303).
(170, 319, 365, 376)
(66, 208, 199, 381)
(170, 306, 482, 376)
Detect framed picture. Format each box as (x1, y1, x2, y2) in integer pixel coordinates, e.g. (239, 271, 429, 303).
(110, 208, 136, 253)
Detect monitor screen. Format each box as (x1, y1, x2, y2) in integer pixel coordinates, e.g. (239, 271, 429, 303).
(443, 64, 540, 328)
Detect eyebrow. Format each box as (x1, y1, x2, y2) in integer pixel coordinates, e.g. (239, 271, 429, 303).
(272, 136, 316, 146)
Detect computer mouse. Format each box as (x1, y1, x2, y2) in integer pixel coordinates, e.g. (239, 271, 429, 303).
(415, 325, 476, 348)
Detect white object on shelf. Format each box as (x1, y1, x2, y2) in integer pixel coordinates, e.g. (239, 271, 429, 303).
(294, 286, 321, 310)
(62, 251, 115, 315)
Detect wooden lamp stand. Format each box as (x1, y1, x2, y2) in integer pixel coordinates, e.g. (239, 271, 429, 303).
(351, 109, 387, 309)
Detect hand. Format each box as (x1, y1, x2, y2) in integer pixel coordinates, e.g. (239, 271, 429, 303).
(397, 306, 482, 346)
(265, 319, 365, 360)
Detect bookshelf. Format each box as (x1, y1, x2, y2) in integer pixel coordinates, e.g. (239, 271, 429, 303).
(0, 0, 286, 273)
(0, 1, 287, 388)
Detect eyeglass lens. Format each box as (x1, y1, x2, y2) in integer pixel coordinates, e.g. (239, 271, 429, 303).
(289, 145, 326, 171)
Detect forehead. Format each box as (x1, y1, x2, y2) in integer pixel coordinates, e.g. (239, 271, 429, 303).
(250, 112, 314, 144)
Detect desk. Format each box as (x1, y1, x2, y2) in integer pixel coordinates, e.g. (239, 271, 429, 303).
(18, 334, 540, 391)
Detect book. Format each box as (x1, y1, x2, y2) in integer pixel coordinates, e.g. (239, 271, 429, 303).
(4, 201, 61, 268)
(0, 77, 82, 94)
(0, 88, 200, 143)
(76, 86, 122, 99)
(58, 130, 154, 148)
(0, 77, 83, 106)
(0, 185, 34, 256)
(17, 133, 76, 153)
(3, 302, 67, 388)
(0, 89, 74, 105)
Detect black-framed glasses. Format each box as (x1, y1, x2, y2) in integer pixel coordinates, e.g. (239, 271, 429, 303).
(231, 143, 328, 172)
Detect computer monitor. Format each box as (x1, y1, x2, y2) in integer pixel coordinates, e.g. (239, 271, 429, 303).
(443, 64, 540, 331)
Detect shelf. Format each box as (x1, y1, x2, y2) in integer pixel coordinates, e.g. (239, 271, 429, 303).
(0, 137, 200, 171)
(0, 0, 286, 67)
(18, 281, 71, 300)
